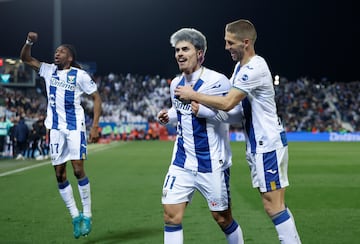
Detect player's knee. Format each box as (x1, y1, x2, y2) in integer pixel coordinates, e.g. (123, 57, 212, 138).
(163, 212, 182, 225)
(212, 210, 233, 229)
(73, 169, 85, 179)
(263, 200, 285, 217)
(55, 173, 66, 183)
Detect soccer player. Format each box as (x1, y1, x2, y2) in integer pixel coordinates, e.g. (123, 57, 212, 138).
(158, 28, 244, 244)
(20, 32, 102, 239)
(174, 19, 302, 243)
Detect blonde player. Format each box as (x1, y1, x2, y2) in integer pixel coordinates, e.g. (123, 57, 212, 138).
(175, 19, 302, 244)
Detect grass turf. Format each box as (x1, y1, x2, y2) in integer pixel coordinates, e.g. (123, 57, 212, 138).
(0, 141, 359, 243)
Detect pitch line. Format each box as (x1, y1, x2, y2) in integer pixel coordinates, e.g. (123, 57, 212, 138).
(0, 141, 122, 177)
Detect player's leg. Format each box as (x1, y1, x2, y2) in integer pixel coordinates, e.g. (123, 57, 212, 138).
(55, 163, 82, 238)
(69, 128, 92, 237)
(162, 165, 194, 244)
(211, 209, 244, 244)
(256, 148, 301, 243)
(163, 203, 186, 244)
(51, 129, 81, 238)
(202, 168, 244, 244)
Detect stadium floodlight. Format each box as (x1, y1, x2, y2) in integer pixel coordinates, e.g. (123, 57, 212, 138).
(274, 75, 280, 85)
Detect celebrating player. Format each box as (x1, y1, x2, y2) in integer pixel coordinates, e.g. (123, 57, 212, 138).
(175, 19, 302, 244)
(20, 32, 102, 239)
(158, 28, 244, 244)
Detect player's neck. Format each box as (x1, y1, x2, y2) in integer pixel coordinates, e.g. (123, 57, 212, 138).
(240, 53, 256, 66)
(184, 66, 204, 83)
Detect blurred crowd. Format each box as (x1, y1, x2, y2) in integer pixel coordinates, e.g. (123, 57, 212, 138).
(0, 73, 359, 159)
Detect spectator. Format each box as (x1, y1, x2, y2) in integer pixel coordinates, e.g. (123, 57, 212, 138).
(14, 116, 29, 160)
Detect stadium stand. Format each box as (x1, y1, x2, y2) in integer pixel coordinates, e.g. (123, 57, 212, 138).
(0, 73, 359, 158)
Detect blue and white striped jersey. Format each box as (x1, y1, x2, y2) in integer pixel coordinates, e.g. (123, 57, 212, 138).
(169, 67, 232, 173)
(39, 63, 98, 131)
(231, 55, 287, 154)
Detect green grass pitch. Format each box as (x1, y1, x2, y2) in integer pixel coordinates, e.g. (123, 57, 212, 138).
(0, 141, 359, 243)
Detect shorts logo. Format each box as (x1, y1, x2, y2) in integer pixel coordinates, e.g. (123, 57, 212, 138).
(162, 190, 168, 198)
(210, 201, 218, 207)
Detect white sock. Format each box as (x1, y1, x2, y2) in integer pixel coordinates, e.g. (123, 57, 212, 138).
(78, 177, 92, 218)
(224, 220, 244, 244)
(164, 224, 183, 244)
(273, 209, 301, 244)
(58, 181, 79, 218)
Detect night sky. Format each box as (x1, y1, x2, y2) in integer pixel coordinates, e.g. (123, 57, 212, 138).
(1, 0, 358, 82)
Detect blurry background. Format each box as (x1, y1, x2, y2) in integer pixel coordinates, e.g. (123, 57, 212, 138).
(0, 0, 358, 82)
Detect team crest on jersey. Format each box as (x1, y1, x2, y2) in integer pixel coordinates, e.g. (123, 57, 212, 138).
(67, 75, 76, 84)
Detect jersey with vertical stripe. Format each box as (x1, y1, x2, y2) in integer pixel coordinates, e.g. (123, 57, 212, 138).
(231, 55, 287, 154)
(38, 63, 98, 131)
(169, 67, 232, 173)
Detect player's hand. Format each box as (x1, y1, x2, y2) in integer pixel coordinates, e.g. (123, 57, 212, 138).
(191, 101, 199, 115)
(27, 32, 38, 43)
(157, 110, 169, 125)
(89, 126, 100, 143)
(174, 85, 195, 101)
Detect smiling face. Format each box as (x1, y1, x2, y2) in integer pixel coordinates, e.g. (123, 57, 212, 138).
(54, 45, 73, 70)
(174, 40, 202, 75)
(224, 31, 246, 62)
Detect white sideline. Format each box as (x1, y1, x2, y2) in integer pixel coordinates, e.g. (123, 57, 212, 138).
(0, 141, 120, 177)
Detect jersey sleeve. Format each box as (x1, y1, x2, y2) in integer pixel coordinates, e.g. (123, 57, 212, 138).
(78, 70, 97, 95)
(233, 60, 267, 94)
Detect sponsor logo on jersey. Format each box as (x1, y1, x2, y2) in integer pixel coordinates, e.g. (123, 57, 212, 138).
(50, 77, 76, 91)
(266, 169, 277, 174)
(174, 98, 192, 114)
(241, 74, 249, 81)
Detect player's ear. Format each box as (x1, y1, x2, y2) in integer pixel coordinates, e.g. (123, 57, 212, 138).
(197, 50, 205, 64)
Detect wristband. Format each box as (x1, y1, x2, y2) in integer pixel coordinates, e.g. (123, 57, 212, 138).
(26, 39, 34, 46)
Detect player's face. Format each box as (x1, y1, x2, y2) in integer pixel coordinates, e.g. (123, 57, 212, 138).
(225, 32, 246, 62)
(54, 46, 73, 70)
(174, 41, 202, 75)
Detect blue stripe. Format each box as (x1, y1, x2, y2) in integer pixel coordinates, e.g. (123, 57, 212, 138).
(80, 131, 87, 159)
(192, 79, 203, 91)
(263, 150, 281, 191)
(173, 112, 186, 168)
(192, 115, 211, 173)
(65, 69, 77, 130)
(49, 85, 59, 129)
(242, 98, 256, 152)
(192, 78, 211, 172)
(78, 176, 89, 186)
(164, 224, 182, 232)
(272, 209, 290, 225)
(174, 77, 185, 99)
(58, 180, 70, 189)
(224, 168, 231, 206)
(223, 220, 238, 235)
(280, 131, 288, 146)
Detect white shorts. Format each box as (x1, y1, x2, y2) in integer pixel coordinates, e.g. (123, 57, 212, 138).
(161, 164, 231, 211)
(246, 146, 289, 193)
(49, 129, 87, 166)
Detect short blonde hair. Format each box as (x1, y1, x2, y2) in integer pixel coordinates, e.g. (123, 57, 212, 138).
(226, 19, 257, 43)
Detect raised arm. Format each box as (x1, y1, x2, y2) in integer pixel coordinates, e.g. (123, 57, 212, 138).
(20, 32, 41, 72)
